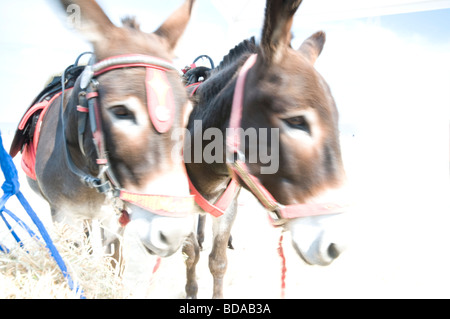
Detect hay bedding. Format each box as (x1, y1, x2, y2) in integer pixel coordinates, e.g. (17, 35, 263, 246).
(0, 223, 124, 299)
(0, 133, 126, 299)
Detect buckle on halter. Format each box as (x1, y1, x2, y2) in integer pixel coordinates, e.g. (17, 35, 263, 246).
(267, 206, 286, 227)
(226, 150, 245, 165)
(80, 65, 94, 90)
(235, 150, 246, 163)
(92, 178, 114, 194)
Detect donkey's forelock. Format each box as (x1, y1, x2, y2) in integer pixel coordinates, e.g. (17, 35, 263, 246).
(122, 16, 141, 31)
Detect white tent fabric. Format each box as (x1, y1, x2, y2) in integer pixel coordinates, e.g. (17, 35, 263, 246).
(212, 0, 450, 23)
(208, 0, 450, 52)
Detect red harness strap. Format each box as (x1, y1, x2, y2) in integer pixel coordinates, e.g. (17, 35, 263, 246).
(231, 159, 347, 221)
(186, 82, 202, 97)
(20, 92, 64, 180)
(188, 177, 239, 217)
(227, 55, 258, 150)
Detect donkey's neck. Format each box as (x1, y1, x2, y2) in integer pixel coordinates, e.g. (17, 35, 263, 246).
(185, 79, 235, 197)
(185, 38, 257, 198)
(185, 54, 255, 198)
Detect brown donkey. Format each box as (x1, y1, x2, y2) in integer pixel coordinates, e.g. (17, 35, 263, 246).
(183, 0, 349, 298)
(10, 0, 197, 259)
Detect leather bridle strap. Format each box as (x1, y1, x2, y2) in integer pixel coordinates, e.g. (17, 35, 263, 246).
(60, 62, 107, 191)
(226, 54, 347, 225)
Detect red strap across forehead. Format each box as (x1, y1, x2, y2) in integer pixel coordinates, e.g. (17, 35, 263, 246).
(146, 68, 176, 133)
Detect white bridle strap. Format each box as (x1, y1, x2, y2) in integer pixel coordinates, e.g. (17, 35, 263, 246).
(80, 54, 178, 90)
(93, 54, 178, 75)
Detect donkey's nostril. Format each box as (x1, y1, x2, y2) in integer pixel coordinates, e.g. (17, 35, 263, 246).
(159, 231, 169, 244)
(327, 243, 340, 259)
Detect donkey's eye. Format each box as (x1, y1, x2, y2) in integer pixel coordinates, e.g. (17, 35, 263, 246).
(110, 105, 135, 121)
(283, 116, 310, 134)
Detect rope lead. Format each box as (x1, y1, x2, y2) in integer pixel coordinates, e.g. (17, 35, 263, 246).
(277, 233, 287, 299)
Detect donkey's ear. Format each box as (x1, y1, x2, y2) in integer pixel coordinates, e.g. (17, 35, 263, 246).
(260, 0, 303, 63)
(58, 0, 115, 46)
(298, 31, 326, 65)
(154, 0, 196, 51)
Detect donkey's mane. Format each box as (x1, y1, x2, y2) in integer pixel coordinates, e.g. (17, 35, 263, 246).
(212, 37, 257, 75)
(197, 37, 257, 107)
(190, 37, 257, 131)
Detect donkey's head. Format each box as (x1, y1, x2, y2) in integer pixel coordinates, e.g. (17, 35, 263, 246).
(59, 0, 196, 257)
(237, 0, 349, 265)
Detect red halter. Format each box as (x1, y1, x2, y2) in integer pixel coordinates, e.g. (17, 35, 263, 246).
(226, 54, 347, 225)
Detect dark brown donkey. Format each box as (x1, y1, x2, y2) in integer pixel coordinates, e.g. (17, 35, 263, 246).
(10, 0, 197, 259)
(182, 0, 350, 298)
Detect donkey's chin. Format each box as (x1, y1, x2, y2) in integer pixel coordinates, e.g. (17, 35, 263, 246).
(288, 214, 348, 266)
(128, 209, 195, 258)
(142, 240, 179, 258)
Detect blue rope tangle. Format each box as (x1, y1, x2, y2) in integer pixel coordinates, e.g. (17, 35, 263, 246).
(0, 130, 85, 298)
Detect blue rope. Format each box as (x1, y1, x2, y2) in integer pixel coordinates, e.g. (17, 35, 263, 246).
(0, 130, 85, 298)
(1, 207, 40, 241)
(0, 194, 23, 247)
(1, 207, 25, 249)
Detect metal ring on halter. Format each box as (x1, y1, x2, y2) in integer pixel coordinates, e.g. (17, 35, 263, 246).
(267, 206, 287, 227)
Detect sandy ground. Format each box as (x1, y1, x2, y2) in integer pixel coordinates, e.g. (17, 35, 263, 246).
(1, 130, 450, 299)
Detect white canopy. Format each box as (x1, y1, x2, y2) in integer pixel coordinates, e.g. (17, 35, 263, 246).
(212, 0, 450, 24)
